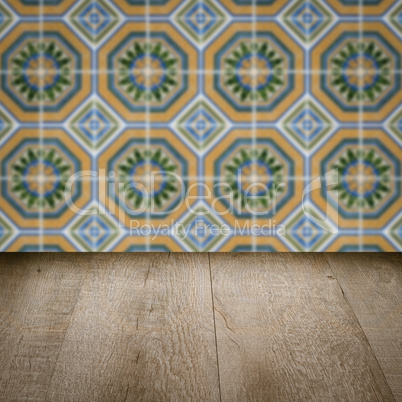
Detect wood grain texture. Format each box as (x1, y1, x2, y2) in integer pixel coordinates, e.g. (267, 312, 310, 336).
(45, 253, 220, 402)
(0, 253, 84, 401)
(209, 253, 395, 402)
(325, 253, 402, 402)
(0, 253, 400, 402)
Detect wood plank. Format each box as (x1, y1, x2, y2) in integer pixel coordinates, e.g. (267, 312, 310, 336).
(45, 253, 220, 402)
(0, 253, 85, 401)
(325, 253, 402, 402)
(209, 253, 395, 402)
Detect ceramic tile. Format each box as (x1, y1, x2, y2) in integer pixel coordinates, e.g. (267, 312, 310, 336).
(3, 234, 80, 252)
(324, 234, 398, 252)
(0, 205, 16, 252)
(69, 0, 121, 45)
(310, 129, 401, 231)
(0, 0, 401, 252)
(322, 0, 395, 16)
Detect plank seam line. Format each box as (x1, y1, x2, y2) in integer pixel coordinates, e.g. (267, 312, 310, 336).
(322, 254, 396, 402)
(208, 253, 223, 402)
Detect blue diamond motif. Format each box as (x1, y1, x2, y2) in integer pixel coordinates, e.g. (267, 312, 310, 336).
(71, 101, 119, 149)
(284, 0, 332, 43)
(0, 215, 12, 250)
(80, 4, 110, 36)
(184, 3, 218, 37)
(184, 109, 219, 142)
(292, 217, 324, 249)
(177, 100, 225, 150)
(397, 118, 402, 132)
(0, 3, 12, 36)
(0, 108, 12, 141)
(71, 0, 119, 43)
(291, 3, 324, 36)
(286, 212, 330, 251)
(186, 217, 218, 250)
(177, 0, 226, 43)
(71, 213, 119, 251)
(283, 100, 332, 150)
(389, 214, 402, 250)
(78, 216, 110, 250)
(178, 204, 228, 251)
(284, 209, 332, 251)
(78, 109, 112, 143)
(290, 109, 326, 142)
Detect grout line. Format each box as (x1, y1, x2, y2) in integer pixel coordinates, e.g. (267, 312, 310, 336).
(9, 15, 384, 21)
(208, 253, 223, 402)
(145, 0, 151, 252)
(4, 2, 400, 250)
(197, 0, 202, 152)
(251, 0, 257, 252)
(358, 0, 364, 252)
(1, 69, 401, 75)
(197, 0, 204, 193)
(304, 0, 312, 251)
(38, 0, 44, 252)
(7, 122, 393, 128)
(90, 0, 97, 252)
(305, 0, 312, 172)
(0, 175, 401, 181)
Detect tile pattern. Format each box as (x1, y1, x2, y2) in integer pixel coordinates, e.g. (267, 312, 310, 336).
(0, 0, 401, 252)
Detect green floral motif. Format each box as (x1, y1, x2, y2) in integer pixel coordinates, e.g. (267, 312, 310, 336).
(224, 42, 284, 103)
(331, 41, 391, 103)
(119, 148, 178, 208)
(12, 148, 71, 209)
(12, 41, 72, 103)
(332, 148, 391, 209)
(224, 148, 284, 209)
(118, 42, 178, 104)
